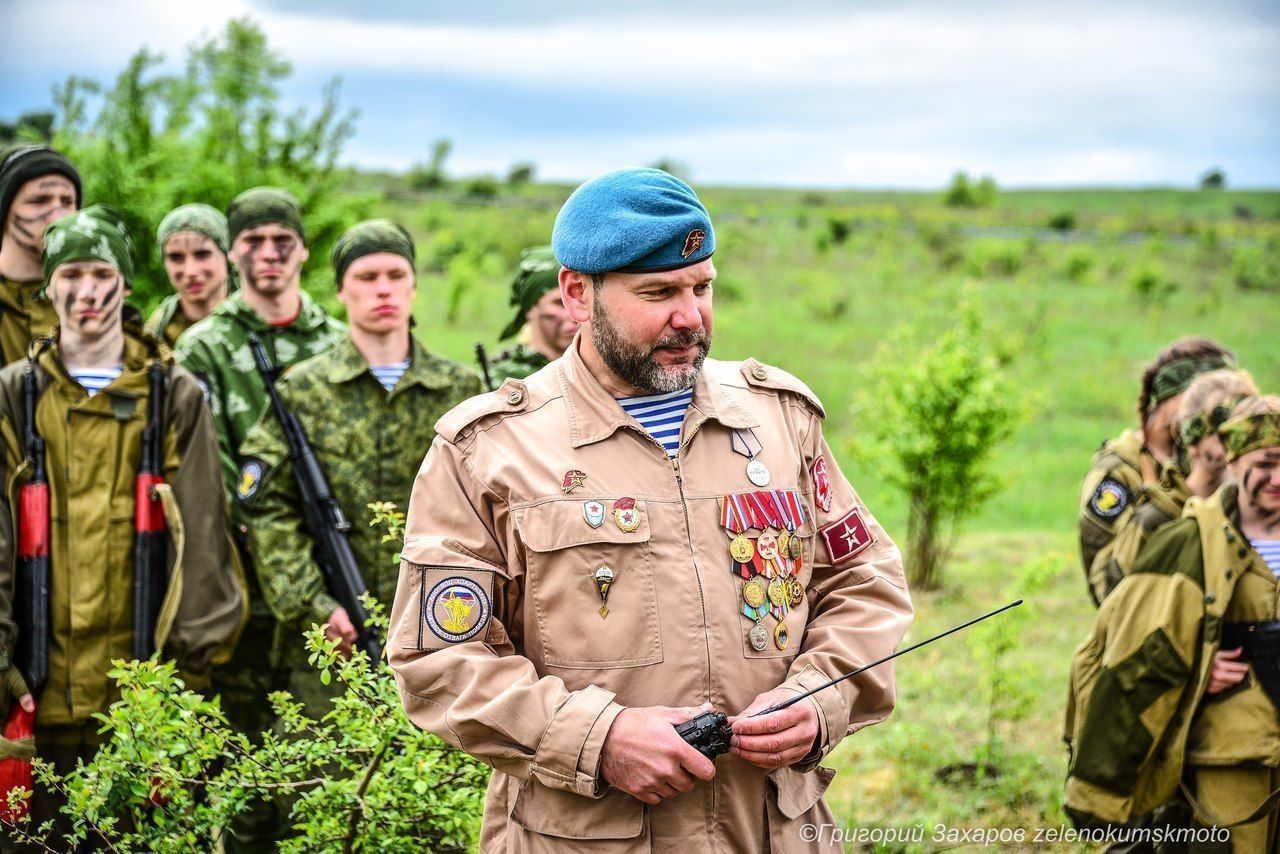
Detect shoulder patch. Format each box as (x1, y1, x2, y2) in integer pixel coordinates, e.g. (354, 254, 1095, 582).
(820, 507, 876, 565)
(413, 567, 496, 649)
(1088, 477, 1130, 520)
(434, 379, 529, 442)
(740, 358, 825, 418)
(236, 458, 266, 503)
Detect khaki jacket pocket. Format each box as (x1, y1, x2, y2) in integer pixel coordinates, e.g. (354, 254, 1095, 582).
(513, 499, 661, 670)
(509, 780, 646, 842)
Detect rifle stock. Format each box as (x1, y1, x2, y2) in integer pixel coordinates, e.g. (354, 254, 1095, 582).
(132, 362, 169, 660)
(14, 367, 49, 694)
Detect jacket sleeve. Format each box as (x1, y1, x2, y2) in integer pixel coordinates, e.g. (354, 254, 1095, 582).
(173, 335, 241, 505)
(161, 367, 248, 678)
(239, 405, 339, 627)
(387, 435, 624, 798)
(777, 408, 913, 769)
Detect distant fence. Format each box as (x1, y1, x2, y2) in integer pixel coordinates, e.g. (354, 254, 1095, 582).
(349, 185, 1272, 248)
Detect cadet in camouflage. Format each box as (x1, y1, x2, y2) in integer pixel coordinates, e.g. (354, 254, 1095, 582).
(486, 245, 576, 384)
(0, 145, 82, 364)
(173, 186, 342, 853)
(239, 219, 480, 722)
(147, 203, 234, 347)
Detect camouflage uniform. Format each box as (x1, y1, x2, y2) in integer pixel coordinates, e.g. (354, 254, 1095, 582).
(1093, 466, 1192, 601)
(172, 291, 344, 732)
(488, 342, 550, 385)
(0, 276, 58, 366)
(145, 292, 197, 348)
(238, 334, 481, 715)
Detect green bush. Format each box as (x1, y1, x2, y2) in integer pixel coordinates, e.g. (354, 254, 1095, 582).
(1046, 210, 1076, 231)
(853, 288, 1023, 588)
(1128, 262, 1176, 304)
(51, 19, 374, 313)
(943, 171, 997, 208)
(463, 175, 500, 198)
(1063, 249, 1095, 284)
(1232, 244, 1280, 291)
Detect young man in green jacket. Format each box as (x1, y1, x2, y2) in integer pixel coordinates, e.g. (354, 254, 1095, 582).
(146, 203, 234, 347)
(0, 205, 245, 848)
(1067, 394, 1280, 852)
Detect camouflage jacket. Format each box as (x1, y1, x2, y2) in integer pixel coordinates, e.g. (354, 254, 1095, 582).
(0, 274, 58, 367)
(1091, 466, 1191, 601)
(238, 333, 482, 630)
(145, 293, 198, 349)
(173, 290, 345, 521)
(1065, 484, 1279, 825)
(487, 342, 549, 388)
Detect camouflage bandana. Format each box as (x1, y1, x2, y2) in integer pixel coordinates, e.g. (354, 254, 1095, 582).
(226, 186, 305, 243)
(1221, 413, 1280, 462)
(157, 203, 229, 254)
(331, 219, 415, 286)
(41, 204, 134, 294)
(500, 245, 559, 340)
(1149, 355, 1235, 415)
(1180, 395, 1247, 448)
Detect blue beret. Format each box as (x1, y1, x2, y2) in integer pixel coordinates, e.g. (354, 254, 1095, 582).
(552, 168, 715, 275)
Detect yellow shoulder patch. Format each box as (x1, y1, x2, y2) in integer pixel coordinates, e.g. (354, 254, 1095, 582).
(739, 358, 826, 419)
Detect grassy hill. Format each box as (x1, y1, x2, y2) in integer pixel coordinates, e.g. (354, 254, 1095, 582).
(364, 180, 1277, 849)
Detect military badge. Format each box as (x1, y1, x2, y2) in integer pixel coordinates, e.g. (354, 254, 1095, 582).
(757, 532, 780, 561)
(773, 619, 790, 650)
(1088, 478, 1129, 520)
(236, 459, 265, 502)
(681, 228, 706, 259)
(812, 456, 832, 512)
(594, 565, 615, 618)
(583, 499, 606, 528)
(748, 622, 770, 651)
(562, 469, 588, 494)
(422, 576, 491, 644)
(820, 507, 875, 565)
(613, 497, 641, 533)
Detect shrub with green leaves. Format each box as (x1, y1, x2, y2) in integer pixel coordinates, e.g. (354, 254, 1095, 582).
(853, 288, 1023, 588)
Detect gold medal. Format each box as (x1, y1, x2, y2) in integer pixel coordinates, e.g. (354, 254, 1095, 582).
(749, 622, 770, 651)
(786, 577, 805, 608)
(729, 534, 755, 564)
(743, 577, 767, 609)
(612, 497, 641, 533)
(767, 577, 787, 608)
(776, 530, 791, 561)
(757, 531, 779, 561)
(789, 534, 802, 561)
(773, 619, 790, 650)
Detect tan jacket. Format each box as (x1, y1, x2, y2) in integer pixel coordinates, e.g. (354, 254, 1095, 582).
(388, 342, 913, 852)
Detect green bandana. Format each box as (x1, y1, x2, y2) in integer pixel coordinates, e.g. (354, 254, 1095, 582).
(226, 186, 305, 243)
(331, 219, 415, 286)
(41, 204, 134, 294)
(157, 203, 229, 253)
(1221, 413, 1280, 462)
(1180, 395, 1247, 448)
(1149, 355, 1235, 415)
(500, 245, 559, 340)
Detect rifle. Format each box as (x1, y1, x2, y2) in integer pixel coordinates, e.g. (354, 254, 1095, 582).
(475, 343, 494, 392)
(676, 600, 1023, 760)
(14, 367, 49, 694)
(246, 333, 382, 663)
(133, 362, 169, 660)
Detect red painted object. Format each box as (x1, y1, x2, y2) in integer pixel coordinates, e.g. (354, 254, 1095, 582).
(17, 483, 49, 557)
(134, 474, 165, 533)
(0, 705, 36, 823)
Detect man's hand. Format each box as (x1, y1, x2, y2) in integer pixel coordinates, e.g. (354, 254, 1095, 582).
(728, 688, 820, 770)
(325, 607, 358, 658)
(600, 704, 717, 805)
(1206, 647, 1250, 695)
(0, 667, 34, 719)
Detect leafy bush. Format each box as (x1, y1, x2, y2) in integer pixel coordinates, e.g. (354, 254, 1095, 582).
(1232, 244, 1280, 291)
(50, 18, 374, 313)
(1046, 210, 1076, 231)
(965, 240, 1024, 277)
(1199, 168, 1226, 190)
(462, 175, 500, 198)
(853, 288, 1023, 588)
(1128, 262, 1176, 304)
(943, 171, 997, 208)
(1063, 249, 1095, 284)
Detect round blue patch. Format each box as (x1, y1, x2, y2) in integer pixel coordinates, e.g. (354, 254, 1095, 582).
(423, 576, 491, 644)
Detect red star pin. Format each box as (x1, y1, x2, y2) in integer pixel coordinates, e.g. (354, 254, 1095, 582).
(681, 229, 706, 258)
(561, 469, 587, 493)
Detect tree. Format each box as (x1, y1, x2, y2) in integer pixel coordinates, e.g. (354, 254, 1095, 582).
(1199, 168, 1226, 190)
(0, 111, 55, 147)
(407, 138, 453, 191)
(943, 171, 997, 208)
(50, 18, 372, 313)
(648, 158, 691, 182)
(854, 288, 1023, 588)
(506, 161, 536, 188)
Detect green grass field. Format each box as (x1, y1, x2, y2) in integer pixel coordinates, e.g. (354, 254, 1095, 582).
(369, 182, 1277, 850)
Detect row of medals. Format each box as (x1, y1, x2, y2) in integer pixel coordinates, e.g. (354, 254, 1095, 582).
(731, 527, 804, 651)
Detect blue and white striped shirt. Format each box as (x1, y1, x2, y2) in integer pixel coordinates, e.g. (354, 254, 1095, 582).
(370, 359, 410, 392)
(70, 366, 123, 397)
(1250, 538, 1280, 579)
(617, 388, 693, 458)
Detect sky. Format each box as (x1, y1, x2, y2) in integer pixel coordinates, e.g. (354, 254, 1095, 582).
(2, 0, 1278, 189)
